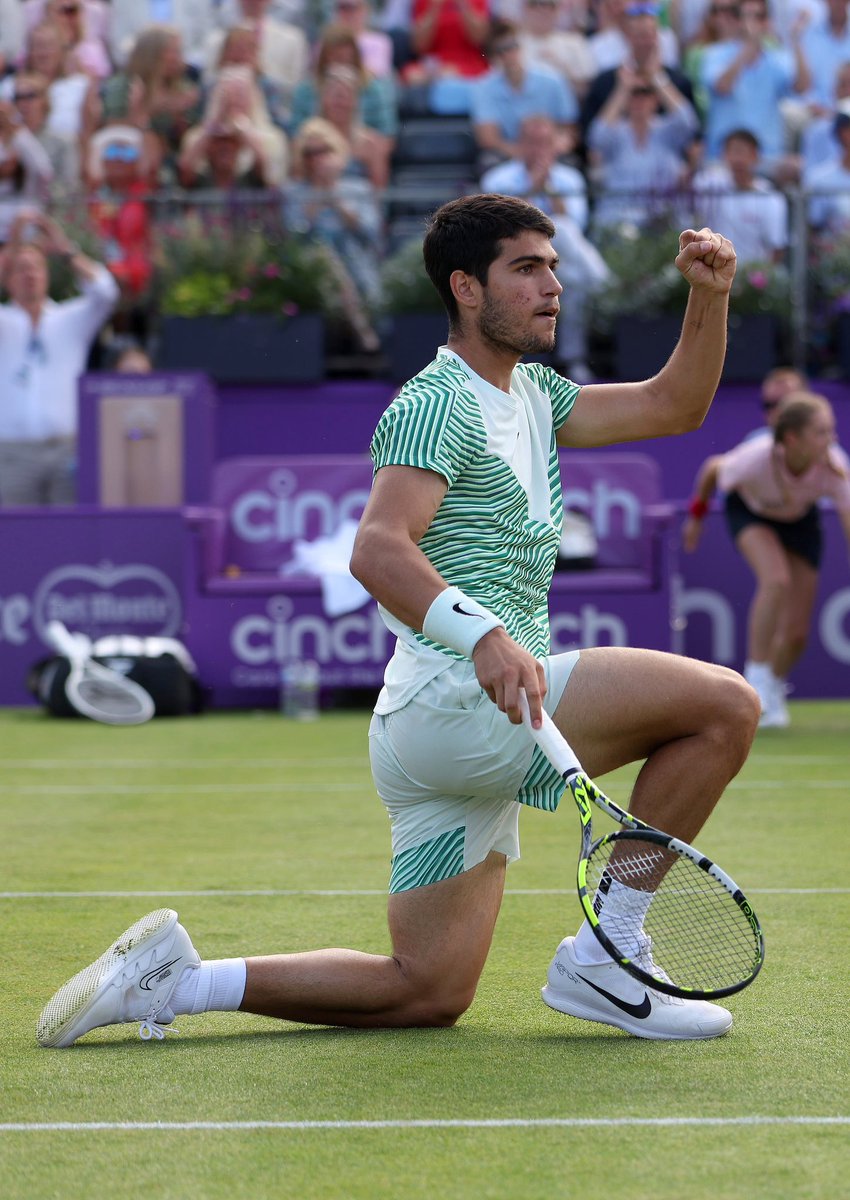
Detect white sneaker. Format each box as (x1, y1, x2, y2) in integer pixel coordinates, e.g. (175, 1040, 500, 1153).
(541, 936, 732, 1040)
(37, 909, 200, 1048)
(759, 676, 790, 729)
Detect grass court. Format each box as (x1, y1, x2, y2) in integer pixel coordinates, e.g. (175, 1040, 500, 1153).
(1, 702, 847, 1199)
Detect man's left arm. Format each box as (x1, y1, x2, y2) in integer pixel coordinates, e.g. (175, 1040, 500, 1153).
(557, 227, 736, 448)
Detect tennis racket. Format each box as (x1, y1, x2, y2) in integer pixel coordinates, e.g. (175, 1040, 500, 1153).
(518, 693, 764, 1000)
(45, 621, 155, 727)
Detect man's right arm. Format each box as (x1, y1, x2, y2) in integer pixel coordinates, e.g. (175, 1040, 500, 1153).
(350, 464, 546, 725)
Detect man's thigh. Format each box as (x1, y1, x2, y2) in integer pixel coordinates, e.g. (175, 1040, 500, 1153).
(553, 646, 747, 778)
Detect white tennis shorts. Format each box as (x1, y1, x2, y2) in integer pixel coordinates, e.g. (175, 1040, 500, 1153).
(369, 651, 580, 892)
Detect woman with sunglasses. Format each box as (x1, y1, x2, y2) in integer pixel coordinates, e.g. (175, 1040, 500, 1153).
(682, 390, 850, 727)
(23, 0, 112, 79)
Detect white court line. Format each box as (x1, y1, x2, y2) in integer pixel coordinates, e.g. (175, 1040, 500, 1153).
(0, 887, 846, 899)
(2, 779, 847, 796)
(0, 1116, 847, 1133)
(0, 753, 845, 770)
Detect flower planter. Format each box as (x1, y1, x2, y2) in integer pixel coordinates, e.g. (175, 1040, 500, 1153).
(613, 313, 779, 383)
(384, 313, 448, 382)
(159, 313, 326, 383)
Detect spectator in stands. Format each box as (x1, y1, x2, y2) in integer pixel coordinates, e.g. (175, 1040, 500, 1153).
(407, 0, 490, 83)
(679, 0, 739, 120)
(288, 25, 398, 142)
(480, 113, 609, 380)
(10, 70, 80, 194)
(114, 342, 154, 372)
(519, 0, 597, 101)
(284, 116, 382, 351)
(0, 0, 26, 74)
(100, 25, 204, 180)
(682, 390, 850, 728)
(583, 1, 697, 135)
(6, 19, 101, 143)
(691, 128, 789, 264)
(205, 0, 309, 106)
(205, 24, 289, 131)
(109, 0, 218, 73)
(799, 0, 850, 110)
(587, 64, 698, 229)
(86, 125, 153, 306)
(0, 97, 53, 217)
(331, 0, 395, 79)
(24, 0, 113, 80)
(0, 97, 54, 244)
(471, 21, 580, 167)
(807, 111, 850, 233)
(589, 0, 681, 74)
(801, 60, 850, 175)
(180, 65, 288, 186)
(699, 0, 810, 176)
(312, 63, 392, 187)
(0, 209, 119, 504)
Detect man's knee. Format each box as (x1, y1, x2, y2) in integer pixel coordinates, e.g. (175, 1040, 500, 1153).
(392, 955, 478, 1028)
(714, 668, 761, 758)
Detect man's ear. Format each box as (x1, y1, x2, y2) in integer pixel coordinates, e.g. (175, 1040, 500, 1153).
(449, 268, 481, 312)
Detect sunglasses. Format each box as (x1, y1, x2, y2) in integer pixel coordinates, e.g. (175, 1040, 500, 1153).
(59, 4, 81, 13)
(14, 91, 45, 102)
(102, 143, 140, 161)
(761, 400, 780, 410)
(494, 40, 520, 53)
(631, 86, 655, 96)
(303, 144, 332, 156)
(710, 4, 740, 11)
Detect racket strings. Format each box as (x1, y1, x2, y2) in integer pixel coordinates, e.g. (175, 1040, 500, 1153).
(587, 837, 761, 992)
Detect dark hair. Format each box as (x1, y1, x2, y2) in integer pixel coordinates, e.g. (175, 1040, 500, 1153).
(422, 193, 555, 327)
(723, 127, 760, 152)
(486, 18, 519, 56)
(773, 392, 830, 442)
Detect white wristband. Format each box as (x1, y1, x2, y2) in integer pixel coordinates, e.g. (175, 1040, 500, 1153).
(421, 586, 505, 658)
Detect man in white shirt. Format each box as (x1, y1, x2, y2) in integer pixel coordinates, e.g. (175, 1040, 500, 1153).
(205, 0, 308, 95)
(692, 128, 789, 263)
(480, 114, 610, 379)
(109, 0, 220, 70)
(0, 211, 119, 504)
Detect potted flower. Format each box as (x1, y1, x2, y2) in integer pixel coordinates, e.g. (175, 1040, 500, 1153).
(154, 214, 342, 383)
(378, 236, 448, 381)
(809, 232, 850, 378)
(590, 220, 790, 381)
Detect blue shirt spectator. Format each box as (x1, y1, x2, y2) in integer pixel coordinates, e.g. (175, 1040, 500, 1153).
(470, 21, 579, 162)
(799, 0, 850, 108)
(700, 0, 808, 163)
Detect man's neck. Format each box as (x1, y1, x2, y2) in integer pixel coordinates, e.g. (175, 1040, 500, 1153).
(445, 333, 519, 394)
(16, 298, 44, 323)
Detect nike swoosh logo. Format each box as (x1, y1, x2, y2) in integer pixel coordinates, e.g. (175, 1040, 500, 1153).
(451, 602, 483, 619)
(139, 956, 182, 992)
(576, 973, 652, 1019)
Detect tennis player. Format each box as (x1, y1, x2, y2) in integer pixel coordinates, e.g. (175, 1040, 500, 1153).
(683, 390, 850, 727)
(38, 195, 761, 1048)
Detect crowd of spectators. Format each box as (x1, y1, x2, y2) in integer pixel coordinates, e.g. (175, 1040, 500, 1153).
(1, 0, 850, 398)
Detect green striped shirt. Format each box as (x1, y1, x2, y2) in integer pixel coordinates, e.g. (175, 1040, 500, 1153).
(370, 349, 579, 709)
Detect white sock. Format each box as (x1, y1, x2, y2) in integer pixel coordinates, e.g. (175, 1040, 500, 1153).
(573, 880, 655, 963)
(170, 958, 247, 1015)
(572, 919, 611, 965)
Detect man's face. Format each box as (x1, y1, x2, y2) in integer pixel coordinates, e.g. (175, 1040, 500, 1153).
(5, 246, 49, 305)
(519, 122, 556, 168)
(474, 230, 562, 356)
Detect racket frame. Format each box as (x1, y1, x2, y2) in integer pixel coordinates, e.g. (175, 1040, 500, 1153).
(44, 620, 155, 726)
(520, 696, 765, 999)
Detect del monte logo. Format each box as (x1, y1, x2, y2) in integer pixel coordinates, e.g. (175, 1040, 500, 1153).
(32, 561, 182, 641)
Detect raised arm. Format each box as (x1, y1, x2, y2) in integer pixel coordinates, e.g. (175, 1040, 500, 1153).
(557, 227, 736, 448)
(350, 464, 547, 725)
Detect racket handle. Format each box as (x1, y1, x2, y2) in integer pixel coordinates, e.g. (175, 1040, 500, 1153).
(518, 690, 581, 778)
(45, 620, 78, 658)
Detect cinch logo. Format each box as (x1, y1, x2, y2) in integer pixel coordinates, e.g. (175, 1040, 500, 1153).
(230, 595, 394, 666)
(230, 467, 371, 545)
(551, 605, 628, 650)
(561, 480, 643, 539)
(31, 561, 182, 641)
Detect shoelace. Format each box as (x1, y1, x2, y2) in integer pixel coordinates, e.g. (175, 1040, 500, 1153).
(138, 1013, 180, 1041)
(635, 935, 684, 1007)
